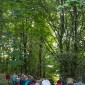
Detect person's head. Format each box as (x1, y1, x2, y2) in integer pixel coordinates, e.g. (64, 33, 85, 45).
(49, 79, 54, 84)
(42, 80, 51, 85)
(32, 79, 36, 83)
(36, 80, 41, 83)
(77, 77, 82, 82)
(57, 80, 62, 84)
(59, 77, 63, 81)
(14, 73, 16, 75)
(18, 74, 20, 77)
(67, 78, 74, 84)
(25, 76, 28, 81)
(74, 79, 77, 83)
(16, 75, 18, 78)
(21, 74, 26, 80)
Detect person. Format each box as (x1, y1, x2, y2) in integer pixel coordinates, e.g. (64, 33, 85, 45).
(20, 74, 26, 85)
(56, 80, 62, 85)
(75, 77, 84, 85)
(59, 77, 65, 85)
(14, 75, 20, 85)
(35, 80, 41, 85)
(6, 73, 10, 80)
(27, 76, 34, 85)
(42, 80, 51, 85)
(49, 78, 55, 85)
(66, 78, 74, 85)
(6, 73, 10, 85)
(30, 79, 36, 85)
(25, 78, 33, 85)
(12, 73, 16, 85)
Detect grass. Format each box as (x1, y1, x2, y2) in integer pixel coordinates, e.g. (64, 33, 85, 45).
(0, 73, 5, 76)
(0, 79, 13, 85)
(0, 79, 8, 85)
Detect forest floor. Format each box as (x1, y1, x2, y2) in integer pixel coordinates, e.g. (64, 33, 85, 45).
(0, 75, 5, 80)
(0, 74, 13, 85)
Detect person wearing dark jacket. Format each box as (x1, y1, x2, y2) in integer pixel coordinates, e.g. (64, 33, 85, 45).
(6, 73, 10, 85)
(49, 79, 55, 85)
(6, 73, 10, 80)
(59, 77, 65, 85)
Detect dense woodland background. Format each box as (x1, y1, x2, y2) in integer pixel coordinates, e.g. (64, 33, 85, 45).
(0, 0, 85, 81)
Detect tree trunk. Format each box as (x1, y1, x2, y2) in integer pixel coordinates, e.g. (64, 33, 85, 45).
(19, 36, 23, 73)
(72, 6, 78, 77)
(59, 0, 64, 53)
(59, 0, 64, 76)
(43, 59, 46, 78)
(0, 1, 3, 65)
(23, 31, 27, 74)
(39, 36, 43, 77)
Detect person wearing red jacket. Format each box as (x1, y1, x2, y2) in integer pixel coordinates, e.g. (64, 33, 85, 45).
(6, 73, 10, 80)
(6, 73, 10, 85)
(56, 80, 62, 85)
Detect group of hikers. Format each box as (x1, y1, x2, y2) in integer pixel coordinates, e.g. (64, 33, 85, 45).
(6, 73, 85, 85)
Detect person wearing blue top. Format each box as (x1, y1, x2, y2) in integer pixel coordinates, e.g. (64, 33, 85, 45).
(74, 77, 84, 85)
(25, 81, 30, 85)
(25, 80, 32, 85)
(20, 80, 26, 85)
(28, 81, 32, 85)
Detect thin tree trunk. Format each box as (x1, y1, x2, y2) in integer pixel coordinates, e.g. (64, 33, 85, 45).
(39, 36, 43, 77)
(43, 59, 46, 78)
(22, 27, 27, 73)
(74, 6, 78, 53)
(0, 2, 3, 65)
(72, 6, 78, 77)
(23, 33, 27, 73)
(59, 0, 64, 53)
(6, 39, 10, 72)
(19, 36, 23, 73)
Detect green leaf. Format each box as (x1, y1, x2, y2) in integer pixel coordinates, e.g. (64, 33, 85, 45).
(77, 9, 82, 12)
(63, 4, 69, 7)
(57, 5, 64, 10)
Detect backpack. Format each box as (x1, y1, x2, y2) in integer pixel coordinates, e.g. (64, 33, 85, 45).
(15, 78, 20, 83)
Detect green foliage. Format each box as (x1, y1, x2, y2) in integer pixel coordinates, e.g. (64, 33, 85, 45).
(10, 59, 24, 67)
(0, 0, 85, 81)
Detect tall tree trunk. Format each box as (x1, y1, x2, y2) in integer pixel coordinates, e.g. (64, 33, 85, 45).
(20, 46, 23, 74)
(0, 1, 3, 65)
(59, 0, 65, 77)
(72, 6, 78, 77)
(39, 36, 43, 77)
(23, 28, 27, 73)
(59, 0, 64, 53)
(6, 39, 10, 72)
(74, 6, 78, 53)
(28, 24, 33, 75)
(65, 17, 70, 52)
(29, 42, 32, 74)
(43, 59, 46, 78)
(23, 33, 27, 73)
(19, 34, 23, 73)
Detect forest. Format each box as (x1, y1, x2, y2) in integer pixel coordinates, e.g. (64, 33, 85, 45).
(0, 0, 85, 81)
